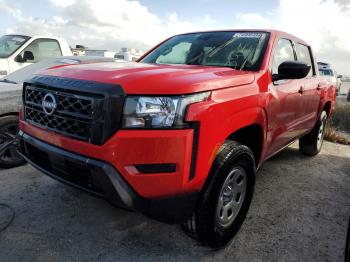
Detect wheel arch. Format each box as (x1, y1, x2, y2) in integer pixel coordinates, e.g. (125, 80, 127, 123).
(0, 112, 19, 118)
(225, 124, 264, 166)
(322, 101, 332, 117)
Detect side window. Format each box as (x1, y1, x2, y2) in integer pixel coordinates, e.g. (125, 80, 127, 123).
(22, 39, 62, 63)
(156, 42, 191, 64)
(296, 43, 314, 76)
(272, 39, 295, 75)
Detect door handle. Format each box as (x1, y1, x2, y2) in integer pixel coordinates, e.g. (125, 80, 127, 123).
(298, 86, 304, 94)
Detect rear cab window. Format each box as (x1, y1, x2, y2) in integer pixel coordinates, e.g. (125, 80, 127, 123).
(22, 38, 62, 63)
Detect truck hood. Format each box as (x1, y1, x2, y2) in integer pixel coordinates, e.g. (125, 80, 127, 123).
(35, 62, 255, 94)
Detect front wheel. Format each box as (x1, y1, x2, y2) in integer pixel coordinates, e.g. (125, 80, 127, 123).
(0, 115, 26, 168)
(183, 141, 256, 247)
(299, 111, 327, 156)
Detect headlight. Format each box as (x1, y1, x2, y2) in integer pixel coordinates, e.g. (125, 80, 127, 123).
(122, 92, 210, 128)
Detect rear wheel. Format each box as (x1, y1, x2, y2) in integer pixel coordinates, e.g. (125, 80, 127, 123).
(0, 115, 25, 169)
(299, 111, 327, 156)
(183, 141, 256, 247)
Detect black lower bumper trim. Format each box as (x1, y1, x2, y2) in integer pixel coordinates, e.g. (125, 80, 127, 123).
(19, 131, 198, 224)
(135, 163, 176, 174)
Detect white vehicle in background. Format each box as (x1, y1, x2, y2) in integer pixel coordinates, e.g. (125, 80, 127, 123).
(114, 47, 144, 62)
(317, 62, 342, 93)
(0, 34, 73, 78)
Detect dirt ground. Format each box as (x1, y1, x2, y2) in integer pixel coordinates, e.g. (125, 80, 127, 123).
(0, 141, 349, 262)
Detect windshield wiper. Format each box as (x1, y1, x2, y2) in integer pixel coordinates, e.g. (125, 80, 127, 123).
(193, 64, 239, 70)
(0, 78, 17, 84)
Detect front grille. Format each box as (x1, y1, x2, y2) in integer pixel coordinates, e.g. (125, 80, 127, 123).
(25, 107, 90, 139)
(24, 85, 103, 142)
(23, 76, 125, 145)
(26, 87, 94, 117)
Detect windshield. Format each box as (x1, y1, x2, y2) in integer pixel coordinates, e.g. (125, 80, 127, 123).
(141, 31, 270, 71)
(0, 35, 31, 58)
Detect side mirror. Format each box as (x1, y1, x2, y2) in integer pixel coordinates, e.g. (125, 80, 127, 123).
(14, 54, 25, 63)
(273, 61, 311, 81)
(337, 75, 343, 79)
(23, 51, 34, 61)
(14, 51, 34, 63)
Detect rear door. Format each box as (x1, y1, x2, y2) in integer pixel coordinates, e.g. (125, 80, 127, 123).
(266, 38, 304, 157)
(295, 43, 320, 132)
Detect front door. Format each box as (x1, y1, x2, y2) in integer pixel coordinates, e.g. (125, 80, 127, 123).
(265, 38, 304, 157)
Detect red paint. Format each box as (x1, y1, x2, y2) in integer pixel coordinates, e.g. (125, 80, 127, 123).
(20, 30, 336, 198)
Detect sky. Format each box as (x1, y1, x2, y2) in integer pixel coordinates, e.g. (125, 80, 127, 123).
(0, 0, 349, 75)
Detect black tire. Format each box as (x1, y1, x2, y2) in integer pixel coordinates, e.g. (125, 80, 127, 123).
(183, 141, 256, 248)
(299, 111, 327, 156)
(0, 115, 26, 169)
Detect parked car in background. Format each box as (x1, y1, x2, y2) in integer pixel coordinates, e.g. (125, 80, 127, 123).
(18, 30, 335, 247)
(318, 62, 342, 93)
(0, 34, 73, 78)
(0, 56, 115, 168)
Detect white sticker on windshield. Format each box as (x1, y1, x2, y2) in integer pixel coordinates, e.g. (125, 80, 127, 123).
(233, 33, 262, 38)
(12, 37, 26, 42)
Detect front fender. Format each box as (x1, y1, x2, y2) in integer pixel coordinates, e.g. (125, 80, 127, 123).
(0, 94, 21, 116)
(185, 88, 267, 192)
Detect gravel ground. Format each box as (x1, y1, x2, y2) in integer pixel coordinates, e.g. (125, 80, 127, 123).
(0, 141, 349, 262)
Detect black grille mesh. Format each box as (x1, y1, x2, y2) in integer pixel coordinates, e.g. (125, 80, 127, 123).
(24, 85, 101, 142)
(23, 76, 125, 145)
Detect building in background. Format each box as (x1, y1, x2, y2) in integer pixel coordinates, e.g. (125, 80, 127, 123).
(71, 45, 144, 61)
(85, 49, 116, 58)
(114, 48, 144, 62)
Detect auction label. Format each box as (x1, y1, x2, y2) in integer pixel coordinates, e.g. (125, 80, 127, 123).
(234, 32, 262, 38)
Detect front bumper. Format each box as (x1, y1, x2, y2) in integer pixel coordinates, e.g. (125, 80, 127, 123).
(19, 131, 198, 224)
(19, 119, 196, 198)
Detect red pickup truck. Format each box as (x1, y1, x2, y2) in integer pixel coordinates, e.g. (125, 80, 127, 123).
(18, 30, 335, 247)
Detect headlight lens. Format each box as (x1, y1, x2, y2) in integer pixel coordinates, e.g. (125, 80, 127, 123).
(122, 92, 210, 128)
